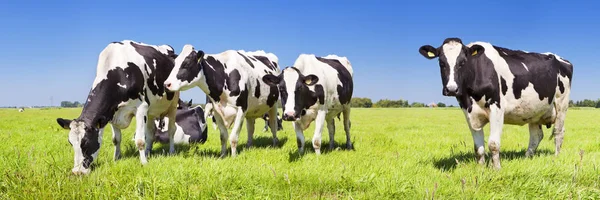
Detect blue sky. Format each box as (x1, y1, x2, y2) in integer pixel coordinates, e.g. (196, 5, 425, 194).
(1, 0, 598, 107)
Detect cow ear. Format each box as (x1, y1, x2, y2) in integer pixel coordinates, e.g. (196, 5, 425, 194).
(57, 118, 72, 130)
(419, 45, 438, 59)
(188, 99, 193, 107)
(262, 74, 281, 86)
(196, 50, 205, 63)
(303, 74, 319, 86)
(469, 45, 485, 57)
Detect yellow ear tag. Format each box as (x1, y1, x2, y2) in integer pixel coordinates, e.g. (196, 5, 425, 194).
(427, 52, 435, 57)
(472, 50, 478, 56)
(304, 79, 312, 85)
(197, 57, 202, 63)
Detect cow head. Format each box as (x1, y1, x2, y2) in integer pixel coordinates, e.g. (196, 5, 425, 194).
(177, 98, 193, 109)
(56, 117, 107, 175)
(263, 67, 319, 121)
(164, 45, 205, 92)
(419, 38, 485, 96)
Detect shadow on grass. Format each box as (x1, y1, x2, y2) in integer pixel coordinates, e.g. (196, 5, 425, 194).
(433, 149, 554, 171)
(120, 141, 221, 160)
(241, 136, 288, 149)
(288, 140, 356, 162)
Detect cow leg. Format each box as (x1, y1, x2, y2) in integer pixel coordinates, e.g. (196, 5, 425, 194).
(268, 107, 280, 146)
(326, 117, 335, 150)
(343, 107, 353, 150)
(263, 119, 269, 132)
(312, 109, 327, 155)
(111, 124, 122, 161)
(462, 109, 485, 165)
(246, 118, 255, 148)
(166, 108, 177, 154)
(526, 123, 544, 157)
(293, 121, 305, 154)
(553, 106, 568, 156)
(134, 103, 151, 165)
(212, 113, 229, 158)
(228, 108, 245, 157)
(488, 105, 504, 169)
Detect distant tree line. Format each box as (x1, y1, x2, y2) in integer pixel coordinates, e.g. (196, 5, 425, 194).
(350, 97, 452, 108)
(60, 101, 83, 108)
(570, 99, 600, 108)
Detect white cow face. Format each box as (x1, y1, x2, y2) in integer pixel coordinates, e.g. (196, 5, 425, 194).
(164, 45, 205, 92)
(263, 67, 319, 121)
(56, 118, 104, 175)
(419, 38, 484, 97)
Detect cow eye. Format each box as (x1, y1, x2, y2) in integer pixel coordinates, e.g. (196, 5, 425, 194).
(459, 61, 465, 66)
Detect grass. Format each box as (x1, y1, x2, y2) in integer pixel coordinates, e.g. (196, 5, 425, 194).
(0, 107, 599, 199)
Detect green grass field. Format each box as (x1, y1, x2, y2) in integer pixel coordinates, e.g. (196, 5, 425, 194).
(0, 107, 599, 199)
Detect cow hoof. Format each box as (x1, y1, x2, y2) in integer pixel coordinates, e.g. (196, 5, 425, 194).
(298, 148, 305, 155)
(219, 152, 227, 159)
(272, 138, 280, 146)
(246, 143, 253, 148)
(315, 149, 321, 155)
(346, 143, 354, 150)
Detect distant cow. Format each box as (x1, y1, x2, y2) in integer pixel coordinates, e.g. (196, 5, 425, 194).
(263, 54, 354, 154)
(56, 40, 179, 175)
(18, 108, 24, 112)
(164, 45, 281, 157)
(261, 112, 283, 132)
(154, 99, 208, 144)
(419, 38, 573, 169)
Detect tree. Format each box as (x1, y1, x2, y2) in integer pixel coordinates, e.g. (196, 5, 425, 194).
(437, 102, 446, 107)
(350, 97, 373, 108)
(411, 102, 425, 107)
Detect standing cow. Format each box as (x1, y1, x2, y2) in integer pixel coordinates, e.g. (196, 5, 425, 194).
(154, 98, 208, 144)
(262, 54, 354, 155)
(164, 45, 281, 157)
(56, 40, 179, 175)
(418, 38, 573, 169)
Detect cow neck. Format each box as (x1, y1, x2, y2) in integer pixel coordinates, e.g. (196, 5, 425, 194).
(196, 61, 211, 99)
(78, 92, 116, 128)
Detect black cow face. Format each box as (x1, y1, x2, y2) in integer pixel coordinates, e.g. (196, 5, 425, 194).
(419, 38, 484, 97)
(56, 117, 107, 175)
(164, 45, 205, 92)
(263, 67, 319, 121)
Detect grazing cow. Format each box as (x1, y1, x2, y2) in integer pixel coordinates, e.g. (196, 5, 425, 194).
(164, 45, 281, 157)
(18, 108, 24, 112)
(262, 54, 354, 154)
(56, 40, 179, 174)
(418, 38, 573, 169)
(154, 99, 208, 144)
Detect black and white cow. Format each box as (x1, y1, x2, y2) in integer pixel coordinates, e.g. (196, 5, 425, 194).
(56, 40, 179, 175)
(263, 54, 354, 154)
(204, 95, 283, 132)
(419, 38, 573, 169)
(261, 112, 283, 132)
(154, 99, 208, 144)
(164, 45, 281, 157)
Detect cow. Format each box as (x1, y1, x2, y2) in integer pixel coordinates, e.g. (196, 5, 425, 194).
(262, 54, 354, 155)
(204, 95, 282, 132)
(18, 108, 24, 112)
(154, 98, 208, 144)
(55, 40, 179, 175)
(163, 45, 281, 157)
(261, 112, 283, 132)
(418, 38, 573, 169)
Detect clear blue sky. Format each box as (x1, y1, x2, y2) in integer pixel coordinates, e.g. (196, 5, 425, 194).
(1, 0, 598, 107)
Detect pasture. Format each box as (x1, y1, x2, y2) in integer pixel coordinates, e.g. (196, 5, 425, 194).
(0, 107, 599, 199)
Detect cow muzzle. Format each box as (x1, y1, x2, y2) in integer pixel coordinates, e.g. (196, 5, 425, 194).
(282, 111, 297, 121)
